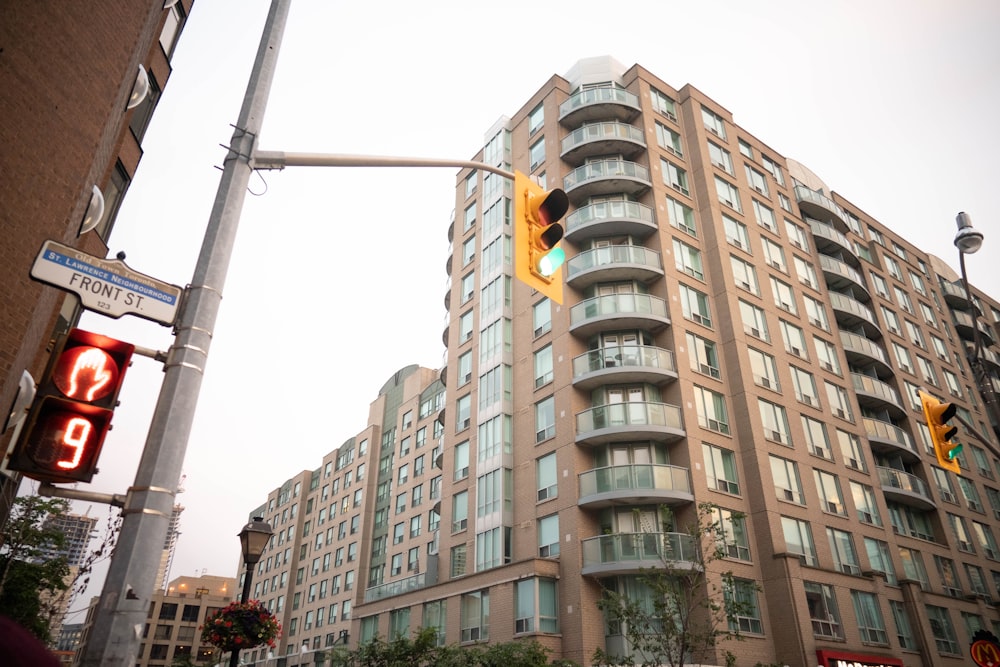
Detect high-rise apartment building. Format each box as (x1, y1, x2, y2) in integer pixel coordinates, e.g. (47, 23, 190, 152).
(39, 511, 99, 568)
(244, 57, 1000, 667)
(155, 504, 186, 592)
(0, 2, 194, 516)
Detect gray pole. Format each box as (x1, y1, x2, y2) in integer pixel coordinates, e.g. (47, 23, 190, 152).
(79, 1, 290, 664)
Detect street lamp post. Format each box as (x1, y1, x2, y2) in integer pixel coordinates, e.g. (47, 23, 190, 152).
(230, 517, 273, 667)
(953, 212, 1000, 443)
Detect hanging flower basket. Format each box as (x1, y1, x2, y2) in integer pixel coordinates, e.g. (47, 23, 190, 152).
(201, 600, 281, 652)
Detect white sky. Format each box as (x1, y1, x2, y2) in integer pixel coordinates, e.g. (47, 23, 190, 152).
(46, 0, 1000, 617)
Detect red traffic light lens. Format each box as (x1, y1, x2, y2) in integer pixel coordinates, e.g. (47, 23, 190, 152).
(51, 345, 119, 402)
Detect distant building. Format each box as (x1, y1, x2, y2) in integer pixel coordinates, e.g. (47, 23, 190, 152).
(241, 57, 1000, 667)
(155, 504, 185, 591)
(39, 512, 98, 568)
(77, 574, 234, 667)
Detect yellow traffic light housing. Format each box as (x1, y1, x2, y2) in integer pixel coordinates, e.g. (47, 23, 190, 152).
(918, 389, 962, 474)
(514, 170, 569, 304)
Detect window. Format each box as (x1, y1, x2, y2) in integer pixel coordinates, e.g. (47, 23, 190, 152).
(663, 197, 698, 238)
(890, 601, 916, 650)
(532, 298, 551, 336)
(534, 345, 553, 388)
(761, 237, 786, 271)
(528, 103, 544, 134)
(712, 506, 750, 560)
(870, 272, 889, 299)
(451, 490, 468, 532)
(651, 87, 677, 118)
(780, 319, 807, 358)
(864, 538, 897, 585)
(770, 277, 797, 315)
(661, 159, 689, 196)
(723, 214, 751, 250)
(714, 176, 741, 212)
(814, 469, 846, 516)
(460, 591, 490, 642)
(790, 367, 819, 407)
(450, 544, 467, 577)
(694, 386, 729, 435)
(708, 141, 733, 174)
(536, 453, 557, 501)
(746, 165, 769, 196)
(926, 605, 960, 654)
(959, 476, 984, 512)
(782, 518, 816, 567)
(898, 547, 929, 590)
(851, 591, 888, 645)
(463, 203, 476, 232)
(458, 310, 474, 343)
(679, 283, 712, 327)
(805, 581, 843, 638)
(972, 520, 1000, 559)
(725, 578, 763, 634)
(655, 122, 683, 156)
(410, 515, 421, 538)
(454, 441, 469, 480)
(794, 256, 818, 290)
(851, 481, 882, 526)
(801, 415, 830, 458)
(465, 171, 477, 198)
(825, 381, 853, 421)
(702, 106, 726, 138)
(515, 578, 558, 634)
(813, 337, 841, 374)
(771, 456, 804, 504)
(758, 399, 790, 445)
(703, 444, 739, 495)
(529, 139, 545, 171)
(739, 300, 769, 341)
(748, 348, 779, 391)
(731, 255, 759, 295)
(761, 155, 784, 186)
(687, 332, 720, 378)
(935, 555, 963, 597)
(455, 394, 471, 431)
(738, 139, 753, 158)
(538, 514, 559, 557)
(673, 239, 704, 280)
(461, 236, 476, 267)
(423, 600, 447, 646)
(827, 527, 860, 574)
(535, 396, 555, 443)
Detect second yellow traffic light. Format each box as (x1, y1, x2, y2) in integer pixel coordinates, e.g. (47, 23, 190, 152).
(918, 389, 962, 474)
(514, 170, 569, 304)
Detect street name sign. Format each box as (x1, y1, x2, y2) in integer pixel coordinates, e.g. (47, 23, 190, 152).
(30, 240, 183, 326)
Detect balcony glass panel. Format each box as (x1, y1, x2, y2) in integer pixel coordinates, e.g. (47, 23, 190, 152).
(571, 293, 668, 325)
(576, 401, 683, 433)
(579, 464, 690, 498)
(567, 245, 662, 278)
(573, 345, 675, 377)
(563, 159, 650, 190)
(581, 532, 698, 572)
(559, 86, 640, 118)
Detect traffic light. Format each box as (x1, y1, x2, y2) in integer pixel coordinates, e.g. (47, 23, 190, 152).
(513, 170, 569, 304)
(9, 328, 134, 483)
(918, 389, 962, 474)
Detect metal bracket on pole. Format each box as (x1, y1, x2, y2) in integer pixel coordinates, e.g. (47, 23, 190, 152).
(251, 150, 516, 180)
(38, 482, 128, 508)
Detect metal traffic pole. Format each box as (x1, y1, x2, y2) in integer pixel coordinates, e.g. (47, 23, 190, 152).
(79, 1, 291, 664)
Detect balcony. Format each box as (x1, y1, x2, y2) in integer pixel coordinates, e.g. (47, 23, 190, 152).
(851, 372, 905, 418)
(364, 571, 429, 603)
(561, 121, 646, 164)
(581, 531, 699, 577)
(863, 418, 919, 461)
(559, 86, 641, 125)
(819, 255, 870, 301)
(877, 466, 937, 511)
(566, 245, 663, 289)
(978, 346, 1000, 372)
(564, 201, 657, 243)
(569, 293, 670, 339)
(829, 292, 881, 338)
(563, 159, 651, 203)
(572, 345, 677, 391)
(840, 331, 893, 379)
(953, 310, 996, 346)
(809, 219, 857, 264)
(576, 402, 685, 446)
(578, 464, 692, 508)
(939, 279, 973, 310)
(794, 185, 848, 233)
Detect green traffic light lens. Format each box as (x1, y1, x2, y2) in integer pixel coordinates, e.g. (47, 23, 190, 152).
(947, 443, 964, 461)
(538, 248, 566, 277)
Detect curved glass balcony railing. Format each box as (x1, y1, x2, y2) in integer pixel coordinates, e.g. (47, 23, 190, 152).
(840, 331, 892, 377)
(877, 466, 936, 511)
(563, 159, 651, 201)
(559, 86, 641, 125)
(581, 532, 699, 576)
(576, 401, 685, 445)
(829, 292, 881, 337)
(566, 245, 663, 288)
(564, 201, 657, 242)
(808, 219, 856, 261)
(939, 279, 973, 310)
(850, 372, 905, 416)
(569, 293, 670, 338)
(561, 121, 646, 163)
(794, 185, 848, 233)
(572, 345, 677, 390)
(863, 418, 918, 460)
(578, 464, 692, 508)
(819, 255, 869, 300)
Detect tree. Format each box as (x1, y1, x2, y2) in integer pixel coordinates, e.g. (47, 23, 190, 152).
(325, 626, 577, 667)
(592, 503, 756, 667)
(0, 495, 72, 642)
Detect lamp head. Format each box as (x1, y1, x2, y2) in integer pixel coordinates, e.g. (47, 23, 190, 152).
(954, 211, 984, 254)
(238, 516, 273, 565)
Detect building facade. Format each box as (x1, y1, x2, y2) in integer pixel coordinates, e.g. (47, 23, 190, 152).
(0, 2, 194, 515)
(245, 57, 1000, 667)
